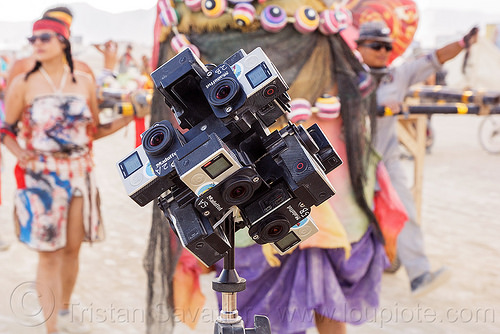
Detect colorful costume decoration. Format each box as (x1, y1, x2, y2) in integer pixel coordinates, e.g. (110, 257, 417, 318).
(216, 226, 386, 334)
(347, 0, 419, 63)
(14, 93, 103, 251)
(146, 0, 414, 332)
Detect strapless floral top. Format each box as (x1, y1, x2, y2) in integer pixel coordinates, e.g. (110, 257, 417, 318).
(23, 94, 94, 157)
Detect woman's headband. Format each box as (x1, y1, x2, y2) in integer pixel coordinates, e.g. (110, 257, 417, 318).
(44, 9, 73, 28)
(33, 17, 70, 40)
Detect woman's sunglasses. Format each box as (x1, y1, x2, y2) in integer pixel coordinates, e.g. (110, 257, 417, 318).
(362, 42, 393, 52)
(27, 33, 57, 44)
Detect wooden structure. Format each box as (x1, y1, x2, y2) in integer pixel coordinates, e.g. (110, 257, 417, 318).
(397, 86, 500, 224)
(396, 114, 427, 225)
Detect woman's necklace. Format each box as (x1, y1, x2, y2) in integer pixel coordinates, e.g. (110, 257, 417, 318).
(39, 66, 69, 95)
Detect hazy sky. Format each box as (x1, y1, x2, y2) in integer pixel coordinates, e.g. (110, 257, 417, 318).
(416, 0, 500, 13)
(0, 0, 158, 22)
(1, 0, 499, 22)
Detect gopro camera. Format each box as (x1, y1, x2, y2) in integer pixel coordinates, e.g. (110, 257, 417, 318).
(117, 47, 342, 266)
(273, 217, 319, 255)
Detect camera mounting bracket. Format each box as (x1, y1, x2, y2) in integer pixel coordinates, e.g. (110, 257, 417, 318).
(212, 213, 272, 334)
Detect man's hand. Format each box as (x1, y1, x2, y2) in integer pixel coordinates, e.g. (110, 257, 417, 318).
(383, 101, 402, 115)
(463, 26, 479, 48)
(437, 26, 479, 64)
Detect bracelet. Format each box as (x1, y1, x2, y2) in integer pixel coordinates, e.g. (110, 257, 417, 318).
(0, 123, 19, 143)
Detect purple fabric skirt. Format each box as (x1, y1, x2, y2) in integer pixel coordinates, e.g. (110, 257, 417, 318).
(214, 227, 388, 334)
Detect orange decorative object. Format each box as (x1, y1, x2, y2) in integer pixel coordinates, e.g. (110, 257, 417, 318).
(347, 0, 419, 64)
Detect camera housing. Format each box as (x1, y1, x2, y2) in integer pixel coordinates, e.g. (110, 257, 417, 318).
(143, 120, 185, 178)
(200, 63, 247, 119)
(117, 47, 342, 266)
(117, 145, 165, 207)
(152, 47, 289, 133)
(174, 133, 243, 196)
(272, 217, 319, 255)
(166, 200, 231, 266)
(244, 182, 311, 244)
(194, 167, 262, 219)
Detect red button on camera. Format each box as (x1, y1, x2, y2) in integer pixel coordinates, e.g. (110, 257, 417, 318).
(296, 161, 307, 172)
(264, 84, 277, 97)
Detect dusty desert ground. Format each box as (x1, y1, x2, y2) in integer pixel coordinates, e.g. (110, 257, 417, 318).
(0, 114, 499, 334)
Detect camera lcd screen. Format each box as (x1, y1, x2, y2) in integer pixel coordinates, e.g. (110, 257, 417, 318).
(202, 154, 232, 179)
(120, 151, 143, 178)
(274, 231, 300, 252)
(246, 62, 271, 88)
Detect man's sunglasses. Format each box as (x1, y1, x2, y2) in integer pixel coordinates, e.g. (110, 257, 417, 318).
(27, 33, 58, 44)
(362, 42, 393, 52)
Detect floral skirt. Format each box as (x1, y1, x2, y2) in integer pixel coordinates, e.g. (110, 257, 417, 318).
(14, 155, 103, 251)
(214, 226, 388, 334)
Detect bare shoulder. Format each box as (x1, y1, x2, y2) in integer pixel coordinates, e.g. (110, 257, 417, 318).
(6, 57, 34, 88)
(7, 72, 28, 92)
(74, 59, 92, 72)
(74, 60, 96, 80)
(4, 72, 28, 115)
(74, 70, 93, 84)
(73, 70, 96, 98)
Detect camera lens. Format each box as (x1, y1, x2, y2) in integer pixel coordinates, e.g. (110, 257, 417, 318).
(261, 219, 289, 242)
(216, 85, 231, 100)
(149, 132, 164, 147)
(143, 124, 173, 156)
(222, 176, 256, 205)
(231, 186, 246, 199)
(208, 78, 241, 108)
(248, 215, 290, 244)
(267, 225, 283, 237)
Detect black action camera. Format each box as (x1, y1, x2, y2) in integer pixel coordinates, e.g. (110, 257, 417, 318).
(117, 47, 342, 266)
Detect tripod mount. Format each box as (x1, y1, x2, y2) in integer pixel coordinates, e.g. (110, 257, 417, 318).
(212, 214, 272, 334)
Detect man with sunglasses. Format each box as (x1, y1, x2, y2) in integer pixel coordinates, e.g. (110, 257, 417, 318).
(356, 21, 478, 297)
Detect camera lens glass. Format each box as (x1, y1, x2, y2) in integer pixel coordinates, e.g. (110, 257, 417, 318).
(143, 124, 173, 156)
(249, 215, 290, 244)
(149, 132, 165, 147)
(262, 219, 288, 242)
(267, 225, 283, 237)
(208, 78, 241, 108)
(222, 176, 257, 205)
(231, 185, 247, 199)
(216, 85, 231, 100)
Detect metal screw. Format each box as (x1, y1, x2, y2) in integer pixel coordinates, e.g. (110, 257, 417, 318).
(252, 177, 260, 183)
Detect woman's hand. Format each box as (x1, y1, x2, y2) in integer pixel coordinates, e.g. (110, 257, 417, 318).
(16, 148, 36, 168)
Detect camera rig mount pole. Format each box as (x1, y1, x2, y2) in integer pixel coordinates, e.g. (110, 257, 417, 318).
(212, 213, 272, 334)
(212, 213, 246, 324)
